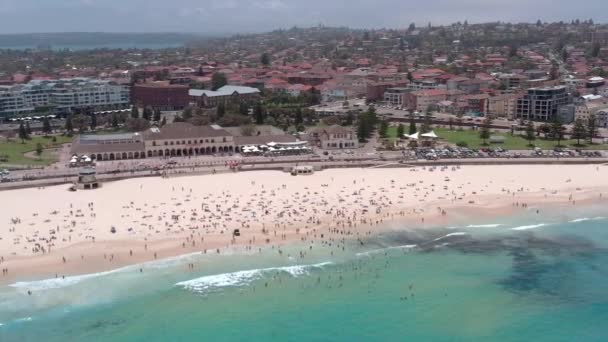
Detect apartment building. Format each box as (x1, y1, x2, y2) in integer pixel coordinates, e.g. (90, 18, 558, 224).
(516, 86, 570, 121)
(383, 87, 410, 107)
(0, 78, 130, 118)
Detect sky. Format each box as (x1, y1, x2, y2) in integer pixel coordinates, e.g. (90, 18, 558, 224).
(0, 0, 606, 34)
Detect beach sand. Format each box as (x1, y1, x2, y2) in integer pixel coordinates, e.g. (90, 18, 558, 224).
(1, 164, 607, 283)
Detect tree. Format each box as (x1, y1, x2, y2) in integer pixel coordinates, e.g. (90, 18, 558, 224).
(396, 123, 405, 139)
(561, 48, 569, 63)
(35, 142, 43, 158)
(153, 108, 161, 122)
(18, 122, 28, 143)
(110, 112, 119, 128)
(551, 117, 565, 146)
(456, 112, 464, 130)
(344, 111, 354, 126)
(571, 118, 587, 145)
(142, 107, 152, 121)
(239, 102, 249, 116)
(420, 111, 433, 133)
(357, 113, 370, 142)
(508, 45, 518, 58)
(72, 114, 89, 133)
(408, 113, 417, 135)
(295, 107, 303, 126)
(525, 120, 536, 146)
(379, 120, 389, 138)
(587, 114, 598, 144)
(261, 53, 271, 67)
(211, 72, 227, 91)
(131, 106, 139, 119)
(479, 116, 493, 145)
(253, 102, 265, 124)
(65, 115, 74, 135)
(448, 117, 455, 131)
(217, 102, 226, 118)
(366, 105, 378, 127)
(407, 72, 413, 82)
(90, 113, 97, 131)
(125, 118, 150, 132)
(590, 42, 601, 58)
(182, 106, 194, 120)
(42, 116, 52, 135)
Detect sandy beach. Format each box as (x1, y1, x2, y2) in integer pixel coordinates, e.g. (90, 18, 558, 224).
(1, 164, 607, 283)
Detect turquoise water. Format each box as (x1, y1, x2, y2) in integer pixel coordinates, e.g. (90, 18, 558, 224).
(1, 205, 608, 341)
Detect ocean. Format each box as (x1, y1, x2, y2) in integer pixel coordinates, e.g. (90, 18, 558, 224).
(1, 204, 608, 341)
(0, 43, 184, 51)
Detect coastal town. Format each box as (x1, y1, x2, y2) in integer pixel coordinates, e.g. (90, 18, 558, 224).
(1, 3, 608, 338)
(0, 19, 606, 281)
(2, 23, 608, 185)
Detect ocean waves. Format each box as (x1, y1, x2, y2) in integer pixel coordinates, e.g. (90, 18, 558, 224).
(175, 262, 332, 294)
(511, 223, 547, 231)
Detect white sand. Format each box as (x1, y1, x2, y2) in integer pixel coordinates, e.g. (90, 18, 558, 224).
(0, 164, 606, 281)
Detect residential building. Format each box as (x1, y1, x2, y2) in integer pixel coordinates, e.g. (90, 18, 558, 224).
(132, 82, 190, 110)
(383, 87, 410, 107)
(575, 100, 608, 128)
(404, 89, 455, 112)
(0, 78, 130, 118)
(498, 73, 529, 89)
(189, 85, 260, 107)
(488, 94, 522, 119)
(516, 86, 570, 121)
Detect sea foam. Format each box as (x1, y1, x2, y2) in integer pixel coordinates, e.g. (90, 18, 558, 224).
(9, 252, 214, 292)
(356, 244, 418, 257)
(466, 224, 504, 228)
(175, 262, 332, 294)
(9, 268, 126, 292)
(433, 232, 468, 241)
(511, 223, 547, 231)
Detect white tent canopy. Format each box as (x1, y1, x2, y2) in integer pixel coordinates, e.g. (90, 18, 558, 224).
(404, 132, 419, 140)
(421, 131, 439, 139)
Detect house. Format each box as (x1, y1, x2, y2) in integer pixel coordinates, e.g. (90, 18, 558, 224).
(287, 84, 313, 97)
(404, 89, 453, 112)
(310, 125, 358, 150)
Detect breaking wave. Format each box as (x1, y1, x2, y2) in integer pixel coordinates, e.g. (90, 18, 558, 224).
(175, 262, 332, 294)
(511, 223, 547, 231)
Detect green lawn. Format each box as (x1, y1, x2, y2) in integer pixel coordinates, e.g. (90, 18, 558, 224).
(0, 135, 73, 167)
(387, 126, 608, 150)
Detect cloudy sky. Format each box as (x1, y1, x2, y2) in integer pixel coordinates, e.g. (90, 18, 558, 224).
(0, 0, 606, 34)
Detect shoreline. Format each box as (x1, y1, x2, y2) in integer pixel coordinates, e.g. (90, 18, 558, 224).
(1, 164, 607, 285)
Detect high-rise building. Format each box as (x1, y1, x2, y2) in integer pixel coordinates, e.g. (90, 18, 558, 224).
(516, 86, 570, 121)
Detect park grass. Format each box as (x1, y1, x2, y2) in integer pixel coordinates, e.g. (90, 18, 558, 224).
(387, 126, 608, 150)
(0, 135, 73, 167)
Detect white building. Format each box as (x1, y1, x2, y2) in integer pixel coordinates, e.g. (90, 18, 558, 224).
(0, 78, 130, 118)
(310, 125, 358, 150)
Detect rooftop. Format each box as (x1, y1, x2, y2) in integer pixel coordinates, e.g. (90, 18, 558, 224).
(189, 85, 260, 98)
